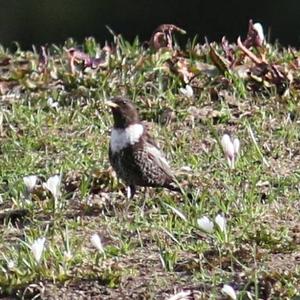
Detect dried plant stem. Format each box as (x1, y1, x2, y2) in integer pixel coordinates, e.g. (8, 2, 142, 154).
(247, 124, 270, 167)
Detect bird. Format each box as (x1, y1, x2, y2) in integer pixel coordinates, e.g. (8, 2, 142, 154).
(107, 96, 181, 199)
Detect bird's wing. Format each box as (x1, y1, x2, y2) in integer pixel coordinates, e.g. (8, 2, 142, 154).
(143, 141, 174, 179)
(142, 127, 175, 178)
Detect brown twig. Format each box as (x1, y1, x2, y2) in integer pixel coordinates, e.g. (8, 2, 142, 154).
(237, 36, 263, 65)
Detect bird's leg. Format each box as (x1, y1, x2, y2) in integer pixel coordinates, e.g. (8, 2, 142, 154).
(140, 188, 148, 217)
(127, 185, 136, 200)
(126, 186, 131, 199)
(127, 185, 136, 199)
(123, 185, 136, 216)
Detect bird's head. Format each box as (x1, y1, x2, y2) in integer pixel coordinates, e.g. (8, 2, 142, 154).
(107, 97, 140, 128)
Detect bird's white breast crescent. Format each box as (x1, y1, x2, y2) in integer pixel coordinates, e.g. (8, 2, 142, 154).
(110, 124, 144, 153)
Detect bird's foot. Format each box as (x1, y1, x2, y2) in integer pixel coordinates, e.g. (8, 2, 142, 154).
(120, 185, 136, 217)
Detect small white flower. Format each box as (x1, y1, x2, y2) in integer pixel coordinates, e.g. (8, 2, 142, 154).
(90, 233, 104, 253)
(47, 97, 59, 108)
(43, 174, 61, 200)
(7, 260, 15, 270)
(215, 214, 227, 232)
(221, 134, 240, 169)
(221, 284, 237, 300)
(179, 84, 194, 98)
(197, 216, 214, 233)
(253, 22, 265, 45)
(64, 250, 72, 261)
(23, 175, 38, 193)
(31, 237, 46, 263)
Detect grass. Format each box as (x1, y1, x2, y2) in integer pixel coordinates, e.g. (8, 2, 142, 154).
(0, 33, 299, 299)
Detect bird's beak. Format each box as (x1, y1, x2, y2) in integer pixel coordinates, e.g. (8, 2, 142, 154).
(106, 100, 119, 108)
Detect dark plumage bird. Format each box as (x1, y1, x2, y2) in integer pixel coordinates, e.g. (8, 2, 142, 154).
(108, 97, 181, 198)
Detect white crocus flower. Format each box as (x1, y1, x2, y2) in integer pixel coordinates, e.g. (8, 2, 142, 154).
(221, 134, 240, 169)
(179, 84, 194, 98)
(197, 216, 214, 233)
(23, 175, 38, 193)
(90, 233, 104, 253)
(253, 22, 265, 45)
(31, 237, 46, 263)
(215, 214, 227, 232)
(221, 284, 237, 300)
(43, 175, 61, 200)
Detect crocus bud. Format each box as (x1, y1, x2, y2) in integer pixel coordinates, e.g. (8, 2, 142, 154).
(23, 175, 38, 193)
(31, 237, 46, 263)
(43, 175, 61, 200)
(221, 284, 237, 300)
(215, 214, 227, 232)
(253, 22, 265, 46)
(197, 216, 214, 233)
(221, 134, 241, 169)
(221, 134, 235, 168)
(90, 233, 105, 253)
(233, 138, 240, 155)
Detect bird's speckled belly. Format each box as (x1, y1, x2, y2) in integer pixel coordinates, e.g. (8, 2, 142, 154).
(110, 149, 145, 186)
